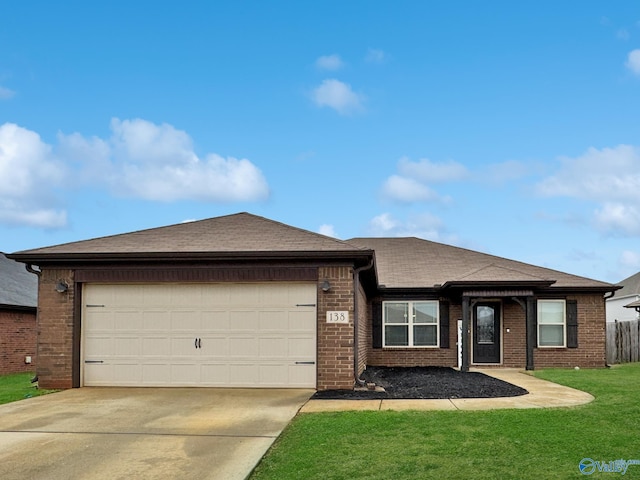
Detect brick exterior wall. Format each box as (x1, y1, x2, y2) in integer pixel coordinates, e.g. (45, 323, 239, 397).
(367, 300, 459, 368)
(534, 293, 606, 368)
(365, 294, 607, 371)
(356, 282, 368, 376)
(0, 308, 37, 375)
(36, 269, 76, 389)
(316, 266, 355, 390)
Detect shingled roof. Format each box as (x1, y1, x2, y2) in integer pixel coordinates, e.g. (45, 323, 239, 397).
(9, 213, 371, 263)
(347, 237, 615, 291)
(0, 253, 37, 308)
(612, 271, 640, 298)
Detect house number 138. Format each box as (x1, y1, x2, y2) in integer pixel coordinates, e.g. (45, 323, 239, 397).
(326, 311, 349, 323)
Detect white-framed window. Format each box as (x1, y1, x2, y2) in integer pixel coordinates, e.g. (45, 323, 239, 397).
(537, 299, 566, 347)
(383, 301, 439, 347)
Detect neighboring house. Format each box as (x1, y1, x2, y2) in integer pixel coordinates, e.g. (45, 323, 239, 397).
(8, 213, 618, 390)
(606, 272, 640, 323)
(0, 253, 38, 375)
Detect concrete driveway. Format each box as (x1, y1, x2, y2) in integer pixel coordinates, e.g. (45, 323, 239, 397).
(0, 387, 313, 480)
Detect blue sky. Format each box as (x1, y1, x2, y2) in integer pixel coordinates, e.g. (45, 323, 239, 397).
(2, 1, 640, 283)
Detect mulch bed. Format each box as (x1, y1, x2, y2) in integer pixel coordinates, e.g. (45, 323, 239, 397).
(312, 366, 528, 400)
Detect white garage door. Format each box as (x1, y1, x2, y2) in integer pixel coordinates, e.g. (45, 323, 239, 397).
(82, 283, 317, 388)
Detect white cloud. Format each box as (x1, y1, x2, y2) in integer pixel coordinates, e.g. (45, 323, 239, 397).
(318, 224, 337, 237)
(380, 157, 465, 203)
(626, 49, 640, 75)
(619, 250, 640, 270)
(397, 157, 468, 183)
(67, 118, 270, 202)
(536, 144, 640, 236)
(0, 123, 67, 228)
(0, 86, 15, 100)
(594, 203, 640, 236)
(365, 48, 386, 64)
(485, 160, 532, 184)
(381, 175, 442, 203)
(0, 118, 271, 228)
(617, 28, 630, 40)
(311, 79, 365, 115)
(315, 54, 344, 71)
(368, 212, 450, 242)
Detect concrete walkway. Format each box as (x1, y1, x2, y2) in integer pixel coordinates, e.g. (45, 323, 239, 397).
(300, 369, 594, 413)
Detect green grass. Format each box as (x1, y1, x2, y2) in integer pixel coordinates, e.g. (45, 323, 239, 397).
(250, 364, 640, 480)
(0, 372, 58, 405)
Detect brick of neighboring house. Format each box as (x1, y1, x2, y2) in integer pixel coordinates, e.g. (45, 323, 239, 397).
(0, 308, 37, 375)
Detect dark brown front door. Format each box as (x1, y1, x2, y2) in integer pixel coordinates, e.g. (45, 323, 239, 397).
(473, 303, 501, 364)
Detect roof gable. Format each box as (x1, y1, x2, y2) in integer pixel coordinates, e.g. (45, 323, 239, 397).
(11, 213, 367, 260)
(0, 253, 38, 308)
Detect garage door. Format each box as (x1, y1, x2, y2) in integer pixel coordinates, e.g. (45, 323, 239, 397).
(82, 283, 317, 388)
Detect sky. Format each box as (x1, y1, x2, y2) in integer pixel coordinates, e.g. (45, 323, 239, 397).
(1, 1, 640, 284)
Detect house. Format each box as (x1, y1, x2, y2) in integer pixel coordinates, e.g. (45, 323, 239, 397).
(7, 213, 618, 390)
(606, 272, 640, 323)
(0, 253, 38, 375)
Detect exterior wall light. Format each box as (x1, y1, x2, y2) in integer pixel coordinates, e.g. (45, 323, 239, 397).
(55, 281, 69, 293)
(321, 280, 331, 292)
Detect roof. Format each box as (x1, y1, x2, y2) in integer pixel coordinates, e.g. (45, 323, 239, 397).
(9, 213, 372, 263)
(347, 237, 616, 291)
(0, 253, 38, 309)
(611, 271, 640, 298)
(624, 300, 640, 309)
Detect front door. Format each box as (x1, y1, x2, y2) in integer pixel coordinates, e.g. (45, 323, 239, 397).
(473, 302, 501, 364)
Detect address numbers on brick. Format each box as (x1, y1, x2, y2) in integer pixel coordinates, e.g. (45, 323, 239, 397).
(326, 311, 349, 323)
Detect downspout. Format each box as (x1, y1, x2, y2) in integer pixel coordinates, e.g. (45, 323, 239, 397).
(25, 264, 41, 384)
(353, 258, 375, 387)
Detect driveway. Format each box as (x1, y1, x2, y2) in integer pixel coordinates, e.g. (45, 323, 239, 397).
(0, 387, 313, 480)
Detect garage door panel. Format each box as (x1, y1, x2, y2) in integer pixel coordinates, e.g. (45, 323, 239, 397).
(170, 364, 200, 384)
(114, 337, 140, 356)
(229, 364, 258, 385)
(83, 283, 316, 388)
(289, 337, 316, 357)
(142, 337, 170, 356)
(230, 311, 259, 330)
(143, 311, 170, 331)
(228, 337, 259, 357)
(171, 311, 201, 330)
(259, 311, 288, 330)
(84, 336, 113, 357)
(200, 364, 229, 385)
(142, 363, 171, 384)
(202, 311, 229, 330)
(114, 311, 143, 330)
(259, 337, 286, 358)
(113, 364, 141, 383)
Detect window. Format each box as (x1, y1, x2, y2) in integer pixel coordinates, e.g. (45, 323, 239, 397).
(383, 301, 438, 347)
(538, 300, 566, 347)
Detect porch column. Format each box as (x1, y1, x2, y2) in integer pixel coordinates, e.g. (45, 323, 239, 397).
(526, 296, 536, 370)
(461, 296, 470, 372)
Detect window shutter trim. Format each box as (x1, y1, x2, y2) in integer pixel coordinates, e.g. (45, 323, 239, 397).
(566, 299, 578, 348)
(439, 301, 450, 349)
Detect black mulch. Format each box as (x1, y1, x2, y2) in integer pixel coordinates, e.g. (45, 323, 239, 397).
(312, 366, 528, 400)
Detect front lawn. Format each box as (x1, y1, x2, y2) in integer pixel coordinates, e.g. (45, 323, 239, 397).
(0, 372, 57, 405)
(250, 364, 640, 479)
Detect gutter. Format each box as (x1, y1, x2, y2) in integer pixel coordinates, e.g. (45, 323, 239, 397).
(353, 257, 375, 387)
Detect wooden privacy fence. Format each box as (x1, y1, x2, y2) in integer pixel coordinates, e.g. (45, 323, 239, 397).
(606, 319, 640, 364)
